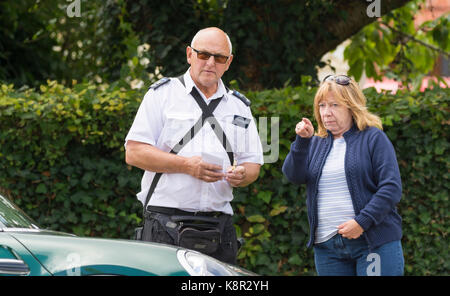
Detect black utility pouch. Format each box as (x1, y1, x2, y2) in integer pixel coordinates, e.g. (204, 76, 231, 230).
(172, 215, 222, 254)
(178, 227, 221, 254)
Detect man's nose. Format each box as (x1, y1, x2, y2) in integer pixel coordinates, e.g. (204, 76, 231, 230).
(206, 55, 216, 65)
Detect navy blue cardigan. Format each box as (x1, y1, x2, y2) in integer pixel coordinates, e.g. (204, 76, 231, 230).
(282, 125, 402, 249)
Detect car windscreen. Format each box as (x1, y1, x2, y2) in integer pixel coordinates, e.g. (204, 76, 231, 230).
(0, 194, 39, 229)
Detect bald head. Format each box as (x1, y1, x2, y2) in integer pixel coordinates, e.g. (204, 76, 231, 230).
(190, 27, 232, 55)
(187, 27, 234, 98)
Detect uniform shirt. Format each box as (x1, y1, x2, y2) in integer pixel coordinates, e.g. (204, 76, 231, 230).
(125, 70, 264, 215)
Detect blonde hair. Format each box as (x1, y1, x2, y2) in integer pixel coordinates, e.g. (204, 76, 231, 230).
(313, 79, 383, 138)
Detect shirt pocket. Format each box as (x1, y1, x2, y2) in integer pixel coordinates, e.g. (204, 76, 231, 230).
(160, 112, 198, 151)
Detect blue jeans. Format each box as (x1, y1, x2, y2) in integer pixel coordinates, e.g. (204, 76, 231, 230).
(313, 234, 404, 276)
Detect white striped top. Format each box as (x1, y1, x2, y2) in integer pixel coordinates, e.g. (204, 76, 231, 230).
(315, 137, 355, 244)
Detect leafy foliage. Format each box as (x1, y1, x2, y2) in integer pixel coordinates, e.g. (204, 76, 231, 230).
(0, 80, 448, 275)
(2, 1, 448, 91)
(345, 0, 450, 87)
(125, 0, 341, 89)
(0, 1, 64, 86)
(0, 0, 143, 88)
(0, 81, 144, 237)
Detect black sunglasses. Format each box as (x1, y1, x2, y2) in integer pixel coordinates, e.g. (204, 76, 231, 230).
(191, 47, 230, 64)
(322, 74, 351, 85)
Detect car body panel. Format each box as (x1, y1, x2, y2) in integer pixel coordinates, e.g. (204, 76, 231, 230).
(0, 193, 255, 276)
(8, 232, 189, 276)
(0, 232, 51, 275)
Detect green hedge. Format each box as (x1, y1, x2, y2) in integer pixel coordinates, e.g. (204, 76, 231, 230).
(0, 81, 448, 275)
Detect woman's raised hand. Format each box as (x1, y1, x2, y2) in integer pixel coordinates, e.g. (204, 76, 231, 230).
(295, 118, 314, 138)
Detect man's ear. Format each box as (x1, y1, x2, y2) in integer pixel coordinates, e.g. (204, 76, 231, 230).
(224, 54, 233, 71)
(186, 46, 192, 65)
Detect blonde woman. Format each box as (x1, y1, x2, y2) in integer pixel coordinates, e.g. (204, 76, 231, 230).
(282, 75, 404, 276)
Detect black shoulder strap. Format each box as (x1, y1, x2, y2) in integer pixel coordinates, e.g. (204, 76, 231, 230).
(175, 74, 233, 164)
(143, 76, 234, 211)
(189, 87, 234, 166)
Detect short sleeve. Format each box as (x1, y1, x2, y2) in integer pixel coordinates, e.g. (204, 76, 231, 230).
(124, 89, 164, 149)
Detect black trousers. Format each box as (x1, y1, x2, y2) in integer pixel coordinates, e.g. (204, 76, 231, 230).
(142, 211, 238, 265)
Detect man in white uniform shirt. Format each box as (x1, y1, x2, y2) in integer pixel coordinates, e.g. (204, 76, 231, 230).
(125, 27, 263, 264)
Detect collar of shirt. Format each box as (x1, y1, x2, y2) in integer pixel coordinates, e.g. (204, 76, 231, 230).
(183, 69, 228, 103)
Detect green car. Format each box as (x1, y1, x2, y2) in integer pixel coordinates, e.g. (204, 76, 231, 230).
(0, 194, 254, 276)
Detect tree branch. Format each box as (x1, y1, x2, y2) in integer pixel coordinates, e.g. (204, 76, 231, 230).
(381, 21, 450, 58)
(308, 0, 411, 60)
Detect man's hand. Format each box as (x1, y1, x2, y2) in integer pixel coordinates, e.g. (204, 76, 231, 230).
(184, 156, 224, 182)
(225, 165, 246, 187)
(337, 219, 364, 239)
(225, 162, 261, 187)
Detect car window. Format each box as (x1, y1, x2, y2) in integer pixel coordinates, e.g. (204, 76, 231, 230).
(0, 194, 39, 229)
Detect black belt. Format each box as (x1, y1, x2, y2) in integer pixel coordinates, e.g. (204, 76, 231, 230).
(147, 205, 224, 217)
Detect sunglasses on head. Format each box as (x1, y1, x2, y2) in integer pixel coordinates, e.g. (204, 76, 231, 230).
(322, 74, 351, 85)
(191, 47, 230, 64)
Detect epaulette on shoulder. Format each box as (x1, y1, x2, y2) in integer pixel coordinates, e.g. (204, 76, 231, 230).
(149, 77, 170, 90)
(230, 90, 251, 107)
